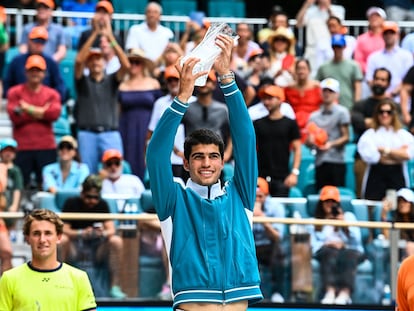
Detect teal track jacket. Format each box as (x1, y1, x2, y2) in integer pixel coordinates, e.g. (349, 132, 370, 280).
(147, 81, 263, 309)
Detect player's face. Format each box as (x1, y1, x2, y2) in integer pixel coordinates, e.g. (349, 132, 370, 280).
(184, 144, 224, 186)
(27, 220, 61, 261)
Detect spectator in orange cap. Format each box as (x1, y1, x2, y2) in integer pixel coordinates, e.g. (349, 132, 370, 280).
(77, 0, 123, 51)
(309, 185, 364, 305)
(253, 177, 286, 302)
(254, 84, 301, 197)
(153, 42, 184, 93)
(6, 55, 61, 189)
(74, 10, 130, 175)
(3, 25, 67, 101)
(19, 0, 67, 62)
(100, 149, 145, 197)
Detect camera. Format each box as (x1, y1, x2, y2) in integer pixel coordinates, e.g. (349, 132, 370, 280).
(331, 203, 340, 217)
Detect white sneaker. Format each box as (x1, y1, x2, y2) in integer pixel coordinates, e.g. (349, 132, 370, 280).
(334, 293, 352, 305)
(321, 291, 336, 304)
(270, 292, 284, 303)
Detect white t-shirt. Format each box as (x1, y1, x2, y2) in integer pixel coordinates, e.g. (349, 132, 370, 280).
(102, 174, 145, 198)
(148, 94, 196, 165)
(248, 102, 296, 121)
(125, 22, 174, 61)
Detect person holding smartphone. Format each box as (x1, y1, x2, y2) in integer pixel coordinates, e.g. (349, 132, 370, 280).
(309, 185, 364, 305)
(59, 175, 126, 299)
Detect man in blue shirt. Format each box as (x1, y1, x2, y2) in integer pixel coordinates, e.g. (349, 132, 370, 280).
(19, 0, 66, 62)
(3, 25, 67, 101)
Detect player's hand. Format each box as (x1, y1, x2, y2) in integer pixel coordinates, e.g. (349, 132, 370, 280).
(213, 34, 234, 76)
(175, 57, 207, 103)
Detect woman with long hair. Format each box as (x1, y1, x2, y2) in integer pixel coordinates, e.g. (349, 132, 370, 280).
(381, 188, 414, 259)
(284, 58, 323, 140)
(118, 49, 162, 179)
(310, 186, 364, 305)
(357, 99, 414, 200)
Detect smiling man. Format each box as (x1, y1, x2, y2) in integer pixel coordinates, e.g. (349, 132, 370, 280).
(147, 34, 263, 310)
(0, 209, 96, 310)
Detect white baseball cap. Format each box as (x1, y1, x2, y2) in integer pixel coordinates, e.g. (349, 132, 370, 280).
(397, 188, 414, 203)
(366, 7, 387, 19)
(320, 78, 340, 93)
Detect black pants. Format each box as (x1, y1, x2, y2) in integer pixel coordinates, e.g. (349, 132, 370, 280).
(315, 162, 346, 191)
(15, 149, 57, 188)
(315, 246, 363, 294)
(364, 163, 405, 200)
(268, 178, 290, 197)
(256, 243, 286, 298)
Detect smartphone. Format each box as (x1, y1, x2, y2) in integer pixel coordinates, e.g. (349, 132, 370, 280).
(385, 189, 397, 211)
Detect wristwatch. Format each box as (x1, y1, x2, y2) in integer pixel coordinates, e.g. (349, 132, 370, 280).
(217, 71, 235, 83)
(291, 168, 300, 176)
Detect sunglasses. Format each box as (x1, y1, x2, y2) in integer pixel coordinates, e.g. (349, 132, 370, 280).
(166, 77, 179, 83)
(85, 194, 100, 200)
(105, 160, 121, 167)
(31, 38, 47, 44)
(130, 60, 142, 65)
(273, 37, 288, 42)
(58, 143, 74, 150)
(378, 109, 393, 115)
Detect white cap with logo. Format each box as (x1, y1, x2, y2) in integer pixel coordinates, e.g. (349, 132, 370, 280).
(320, 78, 340, 93)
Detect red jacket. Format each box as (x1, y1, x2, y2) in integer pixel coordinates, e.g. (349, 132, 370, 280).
(7, 84, 61, 150)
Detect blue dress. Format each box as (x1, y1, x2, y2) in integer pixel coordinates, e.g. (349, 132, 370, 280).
(118, 89, 162, 179)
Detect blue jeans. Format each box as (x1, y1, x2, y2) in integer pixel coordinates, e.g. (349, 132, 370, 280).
(78, 130, 123, 174)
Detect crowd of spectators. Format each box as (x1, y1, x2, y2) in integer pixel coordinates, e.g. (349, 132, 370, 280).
(1, 0, 414, 304)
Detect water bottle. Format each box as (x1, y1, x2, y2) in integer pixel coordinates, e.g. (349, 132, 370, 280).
(381, 284, 391, 305)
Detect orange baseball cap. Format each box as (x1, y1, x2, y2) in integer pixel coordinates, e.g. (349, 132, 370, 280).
(95, 1, 114, 14)
(382, 21, 399, 33)
(257, 177, 269, 195)
(207, 70, 217, 82)
(25, 55, 47, 70)
(102, 149, 122, 162)
(36, 0, 55, 9)
(258, 85, 285, 102)
(320, 185, 340, 202)
(29, 26, 48, 40)
(248, 48, 264, 61)
(164, 65, 180, 80)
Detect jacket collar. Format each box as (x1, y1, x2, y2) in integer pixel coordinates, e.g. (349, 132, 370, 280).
(186, 179, 224, 200)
